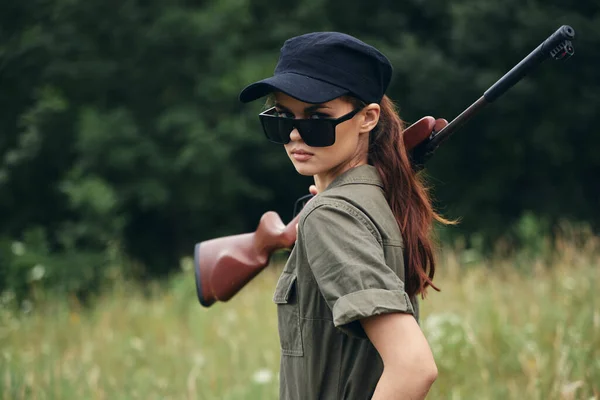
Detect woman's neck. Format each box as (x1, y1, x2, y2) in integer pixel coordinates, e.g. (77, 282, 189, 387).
(313, 158, 368, 193)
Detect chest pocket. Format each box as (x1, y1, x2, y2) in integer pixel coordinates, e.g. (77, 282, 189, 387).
(273, 271, 304, 357)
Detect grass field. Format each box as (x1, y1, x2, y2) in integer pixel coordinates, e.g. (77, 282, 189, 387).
(1, 234, 599, 399)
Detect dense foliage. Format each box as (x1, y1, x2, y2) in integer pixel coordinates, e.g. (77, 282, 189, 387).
(1, 0, 598, 295)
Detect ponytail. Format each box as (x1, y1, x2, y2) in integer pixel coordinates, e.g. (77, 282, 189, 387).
(349, 95, 453, 297)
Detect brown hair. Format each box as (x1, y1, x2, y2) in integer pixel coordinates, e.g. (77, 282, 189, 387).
(347, 95, 453, 298)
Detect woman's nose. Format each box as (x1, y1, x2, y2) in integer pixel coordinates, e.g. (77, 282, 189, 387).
(289, 127, 302, 142)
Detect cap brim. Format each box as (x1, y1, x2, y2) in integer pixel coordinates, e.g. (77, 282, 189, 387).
(239, 72, 349, 104)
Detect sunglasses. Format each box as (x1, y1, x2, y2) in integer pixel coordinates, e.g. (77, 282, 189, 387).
(258, 106, 364, 147)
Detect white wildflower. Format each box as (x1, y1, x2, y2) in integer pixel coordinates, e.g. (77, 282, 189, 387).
(30, 264, 46, 281)
(156, 378, 169, 389)
(87, 365, 100, 387)
(524, 340, 538, 354)
(460, 249, 480, 264)
(216, 326, 227, 338)
(192, 353, 205, 368)
(225, 310, 238, 323)
(562, 276, 576, 291)
(422, 312, 463, 343)
(180, 257, 193, 272)
(561, 380, 583, 397)
(21, 299, 33, 314)
(129, 337, 145, 352)
(11, 242, 25, 256)
(1, 291, 15, 305)
(422, 312, 465, 359)
(252, 368, 273, 384)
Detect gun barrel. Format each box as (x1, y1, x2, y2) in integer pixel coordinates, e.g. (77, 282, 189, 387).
(419, 25, 575, 159)
(426, 96, 488, 150)
(484, 25, 575, 103)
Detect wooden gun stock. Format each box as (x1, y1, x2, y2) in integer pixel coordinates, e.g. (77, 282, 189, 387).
(194, 117, 443, 307)
(195, 211, 299, 306)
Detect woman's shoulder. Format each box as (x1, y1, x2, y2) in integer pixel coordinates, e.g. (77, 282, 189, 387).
(300, 192, 369, 223)
(299, 188, 384, 236)
(298, 193, 384, 248)
(299, 182, 401, 246)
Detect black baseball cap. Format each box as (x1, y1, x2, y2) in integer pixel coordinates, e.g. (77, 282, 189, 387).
(239, 32, 393, 105)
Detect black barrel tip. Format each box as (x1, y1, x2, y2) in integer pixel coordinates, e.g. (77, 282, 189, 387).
(547, 25, 576, 61)
(561, 25, 575, 39)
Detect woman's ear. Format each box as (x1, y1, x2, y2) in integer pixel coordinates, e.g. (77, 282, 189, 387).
(359, 103, 381, 134)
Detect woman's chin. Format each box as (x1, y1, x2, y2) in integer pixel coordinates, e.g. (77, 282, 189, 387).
(292, 162, 320, 176)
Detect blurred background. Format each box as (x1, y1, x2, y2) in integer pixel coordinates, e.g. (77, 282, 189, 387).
(0, 0, 599, 399)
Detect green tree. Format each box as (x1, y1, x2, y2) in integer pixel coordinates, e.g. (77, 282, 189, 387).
(0, 0, 598, 295)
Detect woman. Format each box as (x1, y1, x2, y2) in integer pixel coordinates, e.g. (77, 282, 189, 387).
(239, 32, 450, 400)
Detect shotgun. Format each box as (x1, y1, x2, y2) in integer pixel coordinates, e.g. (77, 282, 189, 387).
(195, 25, 575, 307)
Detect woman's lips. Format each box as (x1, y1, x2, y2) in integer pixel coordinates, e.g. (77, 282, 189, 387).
(291, 150, 314, 161)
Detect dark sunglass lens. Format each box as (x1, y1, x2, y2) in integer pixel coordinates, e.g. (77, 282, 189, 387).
(297, 120, 335, 147)
(260, 116, 293, 144)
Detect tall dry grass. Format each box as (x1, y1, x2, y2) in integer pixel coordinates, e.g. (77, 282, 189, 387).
(1, 231, 599, 399)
